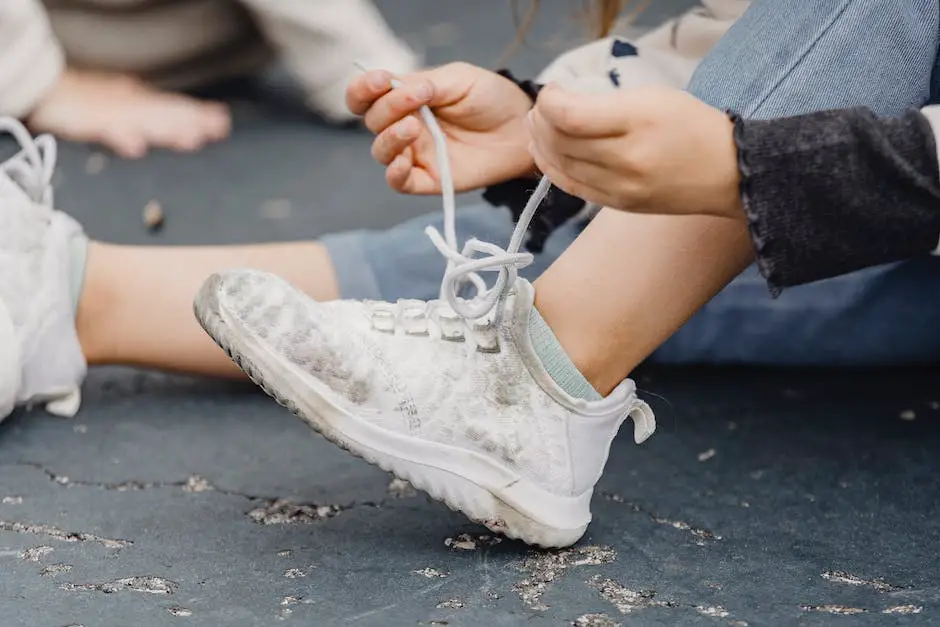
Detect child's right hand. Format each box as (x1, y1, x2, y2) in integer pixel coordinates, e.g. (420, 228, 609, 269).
(347, 63, 535, 195)
(26, 69, 231, 159)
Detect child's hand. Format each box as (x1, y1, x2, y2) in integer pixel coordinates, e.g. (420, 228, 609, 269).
(347, 63, 535, 194)
(528, 84, 744, 221)
(27, 69, 231, 158)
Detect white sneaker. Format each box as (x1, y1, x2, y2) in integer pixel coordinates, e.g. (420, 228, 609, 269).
(195, 271, 654, 547)
(0, 118, 86, 421)
(195, 82, 656, 547)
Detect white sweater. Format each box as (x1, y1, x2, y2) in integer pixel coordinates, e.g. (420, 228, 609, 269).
(0, 0, 417, 118)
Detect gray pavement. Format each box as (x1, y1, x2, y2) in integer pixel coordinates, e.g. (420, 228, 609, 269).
(2, 2, 939, 625)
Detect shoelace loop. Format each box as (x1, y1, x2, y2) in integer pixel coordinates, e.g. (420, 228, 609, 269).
(0, 118, 57, 207)
(377, 73, 551, 321)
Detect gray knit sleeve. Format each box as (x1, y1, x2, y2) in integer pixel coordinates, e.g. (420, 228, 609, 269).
(733, 108, 940, 294)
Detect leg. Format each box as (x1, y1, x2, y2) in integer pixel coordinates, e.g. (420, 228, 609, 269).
(688, 0, 940, 117)
(534, 211, 753, 394)
(654, 258, 940, 366)
(77, 241, 338, 377)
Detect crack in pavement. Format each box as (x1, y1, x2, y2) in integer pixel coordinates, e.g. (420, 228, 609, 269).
(821, 570, 903, 593)
(600, 492, 722, 543)
(588, 575, 740, 622)
(61, 576, 178, 595)
(4, 460, 386, 524)
(0, 520, 130, 549)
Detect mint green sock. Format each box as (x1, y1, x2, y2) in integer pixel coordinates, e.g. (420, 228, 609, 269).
(68, 234, 88, 318)
(528, 307, 602, 401)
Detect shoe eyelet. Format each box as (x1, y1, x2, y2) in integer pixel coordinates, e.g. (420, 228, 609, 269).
(472, 320, 500, 354)
(370, 306, 396, 334)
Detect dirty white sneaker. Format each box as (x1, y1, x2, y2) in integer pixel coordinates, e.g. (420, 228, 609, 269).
(195, 271, 654, 547)
(0, 118, 86, 421)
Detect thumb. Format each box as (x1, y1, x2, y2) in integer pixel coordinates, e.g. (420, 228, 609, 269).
(535, 83, 629, 138)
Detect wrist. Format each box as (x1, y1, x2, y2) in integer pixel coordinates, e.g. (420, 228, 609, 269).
(722, 112, 747, 222)
(496, 69, 543, 105)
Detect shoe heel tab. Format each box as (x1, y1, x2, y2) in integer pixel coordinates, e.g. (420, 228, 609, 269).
(629, 400, 656, 444)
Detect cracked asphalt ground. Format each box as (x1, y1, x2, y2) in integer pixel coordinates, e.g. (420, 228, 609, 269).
(2, 1, 940, 625)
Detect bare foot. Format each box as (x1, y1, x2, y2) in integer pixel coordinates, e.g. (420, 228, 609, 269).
(26, 69, 232, 158)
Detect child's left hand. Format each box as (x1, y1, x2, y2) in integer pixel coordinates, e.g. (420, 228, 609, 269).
(528, 84, 745, 221)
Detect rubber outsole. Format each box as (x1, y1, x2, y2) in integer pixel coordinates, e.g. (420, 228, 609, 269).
(193, 275, 588, 548)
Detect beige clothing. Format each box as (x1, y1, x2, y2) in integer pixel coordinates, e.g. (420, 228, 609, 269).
(538, 0, 750, 91)
(0, 0, 418, 119)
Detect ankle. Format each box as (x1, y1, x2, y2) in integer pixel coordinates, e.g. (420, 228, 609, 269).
(532, 292, 639, 398)
(75, 242, 116, 365)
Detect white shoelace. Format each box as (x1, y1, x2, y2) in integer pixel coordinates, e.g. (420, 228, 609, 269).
(0, 118, 57, 207)
(372, 73, 552, 321)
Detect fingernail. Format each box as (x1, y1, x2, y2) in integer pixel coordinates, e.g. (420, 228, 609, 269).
(414, 82, 433, 101)
(369, 72, 388, 90)
(393, 118, 415, 139)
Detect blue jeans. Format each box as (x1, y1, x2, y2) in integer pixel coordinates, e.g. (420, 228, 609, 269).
(322, 0, 940, 366)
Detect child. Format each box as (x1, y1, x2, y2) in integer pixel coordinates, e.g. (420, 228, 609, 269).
(192, 0, 940, 547)
(0, 0, 418, 157)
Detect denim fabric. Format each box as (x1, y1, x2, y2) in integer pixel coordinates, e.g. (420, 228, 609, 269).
(323, 0, 940, 365)
(687, 0, 940, 116)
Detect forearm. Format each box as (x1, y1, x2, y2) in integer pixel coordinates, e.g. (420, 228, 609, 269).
(0, 0, 63, 118)
(735, 107, 940, 292)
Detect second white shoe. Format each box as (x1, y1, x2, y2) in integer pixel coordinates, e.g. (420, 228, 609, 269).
(0, 118, 86, 421)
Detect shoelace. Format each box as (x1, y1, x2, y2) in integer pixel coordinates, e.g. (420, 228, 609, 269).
(0, 118, 57, 207)
(368, 71, 552, 321)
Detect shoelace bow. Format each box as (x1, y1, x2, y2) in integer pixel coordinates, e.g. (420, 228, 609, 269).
(374, 73, 552, 321)
(0, 118, 57, 207)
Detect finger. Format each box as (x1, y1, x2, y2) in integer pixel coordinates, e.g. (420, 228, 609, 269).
(386, 151, 440, 195)
(371, 116, 422, 165)
(535, 83, 629, 139)
(530, 106, 623, 169)
(529, 142, 613, 208)
(362, 80, 434, 135)
(346, 70, 395, 116)
(386, 151, 413, 191)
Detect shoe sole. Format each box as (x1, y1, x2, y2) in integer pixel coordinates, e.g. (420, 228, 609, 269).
(194, 275, 590, 548)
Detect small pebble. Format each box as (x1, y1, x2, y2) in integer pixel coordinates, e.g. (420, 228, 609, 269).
(900, 409, 916, 421)
(167, 607, 192, 617)
(85, 152, 107, 175)
(143, 200, 165, 231)
(413, 567, 448, 579)
(260, 199, 292, 220)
